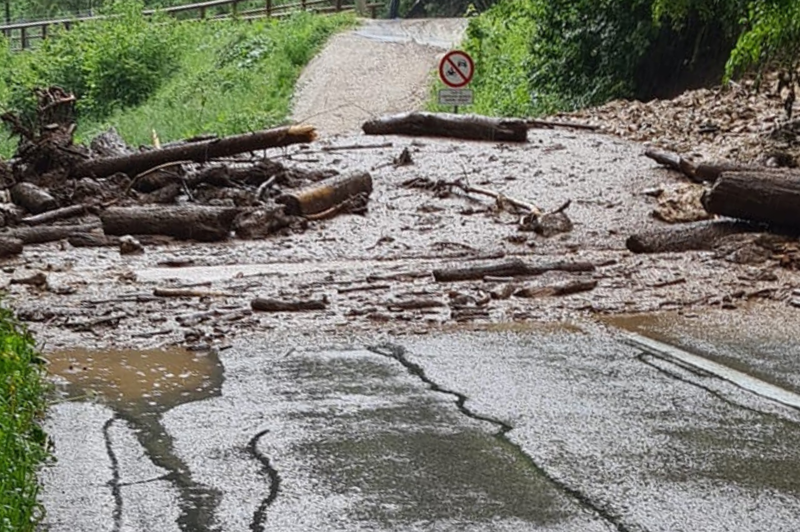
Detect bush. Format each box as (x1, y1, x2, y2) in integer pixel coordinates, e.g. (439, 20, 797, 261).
(1, 9, 354, 156)
(0, 307, 50, 532)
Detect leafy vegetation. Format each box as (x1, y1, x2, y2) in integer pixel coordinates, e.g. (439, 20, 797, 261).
(0, 306, 49, 532)
(0, 5, 355, 155)
(456, 0, 800, 118)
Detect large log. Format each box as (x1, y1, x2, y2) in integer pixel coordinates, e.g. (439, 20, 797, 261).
(11, 182, 58, 214)
(0, 223, 101, 245)
(72, 125, 317, 179)
(276, 172, 372, 216)
(101, 206, 240, 241)
(702, 171, 800, 228)
(362, 112, 529, 142)
(626, 221, 761, 253)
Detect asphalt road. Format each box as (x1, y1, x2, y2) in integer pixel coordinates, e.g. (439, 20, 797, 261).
(41, 318, 800, 532)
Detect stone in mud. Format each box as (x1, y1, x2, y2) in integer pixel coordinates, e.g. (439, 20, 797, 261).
(119, 235, 144, 255)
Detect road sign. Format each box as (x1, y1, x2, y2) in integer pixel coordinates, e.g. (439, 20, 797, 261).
(438, 88, 473, 106)
(439, 50, 474, 89)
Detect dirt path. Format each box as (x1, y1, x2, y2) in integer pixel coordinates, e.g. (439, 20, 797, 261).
(291, 18, 468, 136)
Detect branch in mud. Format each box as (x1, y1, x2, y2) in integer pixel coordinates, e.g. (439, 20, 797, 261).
(362, 112, 529, 143)
(432, 258, 596, 283)
(251, 296, 328, 312)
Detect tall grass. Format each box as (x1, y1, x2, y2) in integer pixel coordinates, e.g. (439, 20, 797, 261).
(0, 6, 355, 156)
(0, 307, 49, 532)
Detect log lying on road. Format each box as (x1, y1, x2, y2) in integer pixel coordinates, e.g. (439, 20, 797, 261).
(0, 223, 101, 245)
(626, 220, 761, 253)
(72, 125, 317, 179)
(433, 258, 595, 282)
(362, 112, 529, 143)
(277, 171, 372, 216)
(11, 182, 58, 214)
(251, 296, 328, 312)
(702, 171, 800, 229)
(514, 279, 598, 298)
(101, 206, 240, 241)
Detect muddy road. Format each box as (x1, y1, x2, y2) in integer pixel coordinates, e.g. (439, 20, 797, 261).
(14, 17, 800, 532)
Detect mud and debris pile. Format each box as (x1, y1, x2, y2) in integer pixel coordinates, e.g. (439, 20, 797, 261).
(560, 72, 799, 166)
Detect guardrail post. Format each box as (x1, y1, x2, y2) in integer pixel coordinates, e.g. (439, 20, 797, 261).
(266, 0, 272, 16)
(199, 6, 206, 18)
(335, 0, 342, 10)
(20, 26, 26, 49)
(232, 0, 238, 16)
(41, 23, 47, 41)
(301, 0, 306, 10)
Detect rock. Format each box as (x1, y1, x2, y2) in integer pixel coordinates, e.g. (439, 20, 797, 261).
(652, 183, 712, 224)
(119, 235, 144, 255)
(533, 211, 573, 238)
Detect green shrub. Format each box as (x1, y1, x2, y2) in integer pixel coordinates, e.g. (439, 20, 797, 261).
(456, 0, 759, 118)
(0, 306, 50, 532)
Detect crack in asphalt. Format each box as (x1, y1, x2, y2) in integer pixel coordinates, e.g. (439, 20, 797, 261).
(247, 429, 282, 532)
(368, 343, 632, 532)
(102, 416, 123, 532)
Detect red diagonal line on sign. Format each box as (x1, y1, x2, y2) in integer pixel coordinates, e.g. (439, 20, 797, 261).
(445, 56, 468, 82)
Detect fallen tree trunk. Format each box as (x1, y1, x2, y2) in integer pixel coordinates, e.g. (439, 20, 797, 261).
(72, 125, 317, 179)
(432, 258, 595, 282)
(21, 204, 88, 225)
(11, 182, 58, 214)
(101, 206, 240, 241)
(362, 112, 529, 143)
(701, 171, 800, 229)
(251, 296, 328, 312)
(0, 223, 101, 245)
(514, 279, 598, 298)
(277, 171, 372, 216)
(0, 237, 23, 258)
(626, 220, 761, 253)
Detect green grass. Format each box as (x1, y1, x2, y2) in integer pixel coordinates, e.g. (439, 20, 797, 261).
(0, 306, 50, 532)
(0, 9, 356, 156)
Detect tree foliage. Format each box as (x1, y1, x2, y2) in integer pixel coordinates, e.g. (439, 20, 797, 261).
(463, 0, 800, 118)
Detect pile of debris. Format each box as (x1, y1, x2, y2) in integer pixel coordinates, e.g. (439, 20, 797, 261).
(627, 147, 800, 269)
(560, 72, 799, 166)
(0, 87, 373, 258)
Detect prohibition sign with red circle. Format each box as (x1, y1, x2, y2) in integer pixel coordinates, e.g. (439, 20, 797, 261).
(439, 50, 474, 89)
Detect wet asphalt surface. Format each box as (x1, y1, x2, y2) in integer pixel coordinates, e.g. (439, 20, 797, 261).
(41, 318, 800, 532)
(24, 17, 800, 532)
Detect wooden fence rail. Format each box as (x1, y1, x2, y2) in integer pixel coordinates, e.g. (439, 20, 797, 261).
(0, 0, 383, 50)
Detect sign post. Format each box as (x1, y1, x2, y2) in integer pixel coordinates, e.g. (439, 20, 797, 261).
(438, 50, 474, 114)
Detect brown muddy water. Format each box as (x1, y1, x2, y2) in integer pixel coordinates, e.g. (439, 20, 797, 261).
(47, 346, 223, 410)
(46, 346, 225, 532)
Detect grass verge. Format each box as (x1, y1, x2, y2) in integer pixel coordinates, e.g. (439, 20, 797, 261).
(0, 306, 49, 531)
(0, 9, 356, 156)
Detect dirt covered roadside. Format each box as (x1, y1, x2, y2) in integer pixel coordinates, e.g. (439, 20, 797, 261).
(3, 123, 799, 353)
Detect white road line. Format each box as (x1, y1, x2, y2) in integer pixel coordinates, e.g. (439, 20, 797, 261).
(623, 332, 800, 410)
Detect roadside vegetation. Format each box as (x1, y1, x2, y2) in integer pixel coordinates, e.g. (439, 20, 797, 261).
(0, 1, 355, 156)
(0, 306, 49, 532)
(441, 0, 800, 118)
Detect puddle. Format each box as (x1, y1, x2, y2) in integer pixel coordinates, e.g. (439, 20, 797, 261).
(46, 346, 225, 532)
(47, 346, 223, 413)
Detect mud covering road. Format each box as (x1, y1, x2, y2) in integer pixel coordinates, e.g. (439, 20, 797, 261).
(22, 16, 800, 532)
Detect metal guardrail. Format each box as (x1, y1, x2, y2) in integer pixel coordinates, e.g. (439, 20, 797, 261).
(0, 0, 384, 50)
